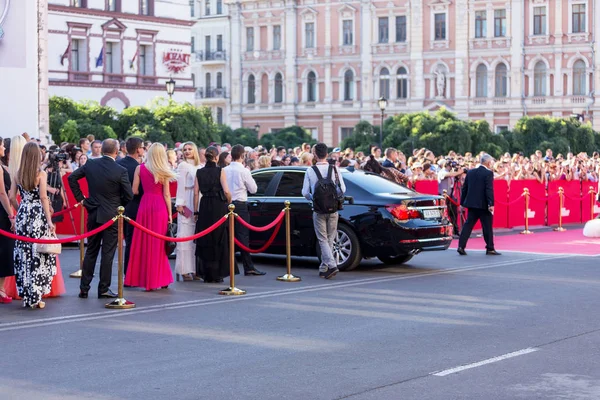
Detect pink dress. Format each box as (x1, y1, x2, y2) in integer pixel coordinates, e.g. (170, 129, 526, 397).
(124, 164, 173, 290)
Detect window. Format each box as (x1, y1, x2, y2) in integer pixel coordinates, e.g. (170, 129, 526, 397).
(71, 0, 85, 6)
(216, 72, 222, 88)
(307, 71, 316, 102)
(191, 37, 195, 53)
(216, 107, 223, 124)
(246, 27, 254, 51)
(216, 0, 222, 14)
(216, 35, 223, 52)
(205, 0, 210, 15)
(205, 36, 211, 54)
(139, 45, 152, 76)
(276, 172, 305, 197)
(340, 128, 353, 141)
(273, 25, 281, 50)
(108, 0, 118, 11)
(343, 20, 353, 46)
(106, 42, 114, 73)
(573, 60, 586, 95)
(253, 172, 277, 196)
(71, 39, 81, 71)
(495, 63, 508, 97)
(378, 17, 389, 43)
(205, 72, 211, 90)
(305, 23, 315, 48)
(533, 7, 546, 35)
(572, 4, 586, 33)
(494, 9, 506, 37)
(343, 70, 353, 101)
(307, 128, 318, 140)
(476, 64, 488, 98)
(395, 16, 406, 42)
(140, 0, 152, 16)
(475, 11, 486, 38)
(434, 13, 446, 40)
(396, 67, 408, 99)
(274, 73, 283, 103)
(379, 67, 390, 98)
(190, 0, 194, 17)
(248, 75, 256, 104)
(534, 61, 547, 96)
(495, 125, 509, 134)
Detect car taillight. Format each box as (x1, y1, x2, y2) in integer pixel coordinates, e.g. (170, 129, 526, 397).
(387, 204, 420, 221)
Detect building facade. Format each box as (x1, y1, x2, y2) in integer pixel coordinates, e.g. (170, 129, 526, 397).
(205, 0, 600, 146)
(48, 0, 195, 112)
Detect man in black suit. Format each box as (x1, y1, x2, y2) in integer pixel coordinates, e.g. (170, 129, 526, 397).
(382, 148, 398, 169)
(69, 139, 134, 298)
(116, 137, 144, 274)
(457, 154, 501, 256)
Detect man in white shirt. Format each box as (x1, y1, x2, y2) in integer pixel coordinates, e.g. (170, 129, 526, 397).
(301, 143, 346, 279)
(224, 144, 266, 276)
(89, 140, 103, 159)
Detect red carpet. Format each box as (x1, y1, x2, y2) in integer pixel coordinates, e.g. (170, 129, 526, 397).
(451, 228, 600, 256)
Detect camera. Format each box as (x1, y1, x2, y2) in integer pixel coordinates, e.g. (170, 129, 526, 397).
(48, 150, 68, 164)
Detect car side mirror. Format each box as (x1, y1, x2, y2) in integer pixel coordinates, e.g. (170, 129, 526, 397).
(345, 196, 355, 205)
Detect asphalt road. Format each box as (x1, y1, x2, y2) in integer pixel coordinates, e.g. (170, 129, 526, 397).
(1, 248, 600, 400)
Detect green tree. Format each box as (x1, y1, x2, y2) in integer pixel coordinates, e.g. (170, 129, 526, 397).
(340, 120, 378, 153)
(59, 120, 79, 144)
(259, 126, 314, 149)
(218, 126, 259, 147)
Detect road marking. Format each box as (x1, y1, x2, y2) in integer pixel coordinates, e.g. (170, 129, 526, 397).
(0, 255, 568, 332)
(431, 348, 540, 377)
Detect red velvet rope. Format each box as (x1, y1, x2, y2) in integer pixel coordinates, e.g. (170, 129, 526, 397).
(235, 210, 285, 232)
(495, 195, 524, 207)
(444, 194, 460, 207)
(126, 214, 227, 242)
(234, 218, 284, 253)
(0, 219, 115, 244)
(52, 202, 82, 217)
(528, 193, 558, 202)
(562, 193, 586, 202)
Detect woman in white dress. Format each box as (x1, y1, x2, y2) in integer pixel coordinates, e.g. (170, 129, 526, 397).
(175, 142, 202, 281)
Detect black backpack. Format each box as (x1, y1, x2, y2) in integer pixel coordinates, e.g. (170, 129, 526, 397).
(311, 165, 342, 214)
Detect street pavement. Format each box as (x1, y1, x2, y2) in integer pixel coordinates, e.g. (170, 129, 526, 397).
(1, 248, 600, 399)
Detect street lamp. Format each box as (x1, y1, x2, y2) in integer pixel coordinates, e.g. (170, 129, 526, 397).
(254, 123, 260, 134)
(165, 78, 176, 99)
(378, 96, 387, 148)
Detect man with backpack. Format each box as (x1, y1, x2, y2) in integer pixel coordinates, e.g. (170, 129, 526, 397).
(301, 143, 346, 279)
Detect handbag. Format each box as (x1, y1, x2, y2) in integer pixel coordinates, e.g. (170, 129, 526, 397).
(33, 234, 62, 255)
(165, 222, 177, 256)
(333, 166, 345, 211)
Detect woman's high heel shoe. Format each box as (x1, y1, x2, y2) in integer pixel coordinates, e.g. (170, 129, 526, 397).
(0, 291, 12, 304)
(30, 301, 45, 309)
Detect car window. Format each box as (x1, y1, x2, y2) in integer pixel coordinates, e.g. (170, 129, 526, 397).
(344, 171, 412, 194)
(251, 171, 277, 196)
(275, 171, 305, 197)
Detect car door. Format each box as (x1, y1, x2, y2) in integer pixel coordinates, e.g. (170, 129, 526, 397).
(248, 170, 279, 247)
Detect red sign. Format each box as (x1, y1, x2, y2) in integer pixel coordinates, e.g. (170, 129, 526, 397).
(163, 50, 190, 73)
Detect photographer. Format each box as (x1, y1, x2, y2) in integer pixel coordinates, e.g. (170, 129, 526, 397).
(438, 159, 466, 235)
(44, 151, 69, 223)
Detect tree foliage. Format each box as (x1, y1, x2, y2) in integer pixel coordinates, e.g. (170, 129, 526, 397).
(218, 126, 259, 148)
(258, 126, 315, 149)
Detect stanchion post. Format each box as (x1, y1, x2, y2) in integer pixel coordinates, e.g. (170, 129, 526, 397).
(219, 204, 246, 295)
(520, 188, 533, 235)
(277, 201, 301, 282)
(70, 204, 84, 278)
(106, 207, 136, 309)
(590, 186, 596, 221)
(554, 187, 566, 232)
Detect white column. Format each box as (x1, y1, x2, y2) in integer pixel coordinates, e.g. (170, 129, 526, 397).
(284, 0, 297, 124)
(510, 0, 523, 99)
(409, 0, 424, 104)
(38, 0, 49, 142)
(359, 0, 373, 120)
(229, 2, 242, 128)
(454, 0, 470, 119)
(554, 0, 563, 45)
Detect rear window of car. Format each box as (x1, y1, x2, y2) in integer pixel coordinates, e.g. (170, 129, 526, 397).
(252, 171, 277, 196)
(344, 171, 412, 194)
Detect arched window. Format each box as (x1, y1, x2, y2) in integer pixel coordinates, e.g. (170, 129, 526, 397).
(534, 61, 547, 96)
(216, 72, 222, 88)
(573, 60, 586, 96)
(248, 74, 255, 104)
(216, 107, 223, 124)
(396, 67, 408, 99)
(495, 63, 508, 97)
(307, 71, 316, 102)
(274, 73, 283, 103)
(379, 67, 390, 98)
(205, 72, 212, 91)
(344, 70, 354, 101)
(476, 64, 487, 97)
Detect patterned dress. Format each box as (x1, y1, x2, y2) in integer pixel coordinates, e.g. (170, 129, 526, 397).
(14, 185, 56, 307)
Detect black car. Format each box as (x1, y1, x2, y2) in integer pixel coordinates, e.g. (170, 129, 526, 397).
(246, 167, 453, 271)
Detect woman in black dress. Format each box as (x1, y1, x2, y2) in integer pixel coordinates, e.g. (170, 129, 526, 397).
(0, 137, 15, 303)
(193, 146, 232, 283)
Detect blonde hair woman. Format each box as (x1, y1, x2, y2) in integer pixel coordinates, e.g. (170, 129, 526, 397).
(124, 143, 177, 291)
(300, 152, 314, 167)
(258, 155, 272, 169)
(8, 135, 26, 182)
(174, 142, 202, 281)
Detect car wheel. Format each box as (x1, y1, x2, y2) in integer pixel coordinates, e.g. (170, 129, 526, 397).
(377, 254, 414, 265)
(317, 223, 362, 271)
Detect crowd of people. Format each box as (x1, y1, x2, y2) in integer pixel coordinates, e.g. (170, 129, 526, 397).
(1, 129, 600, 309)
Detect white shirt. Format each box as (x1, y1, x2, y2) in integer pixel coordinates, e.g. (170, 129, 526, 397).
(224, 161, 257, 202)
(301, 162, 346, 201)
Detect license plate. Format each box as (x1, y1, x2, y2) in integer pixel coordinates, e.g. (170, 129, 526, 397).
(423, 209, 441, 219)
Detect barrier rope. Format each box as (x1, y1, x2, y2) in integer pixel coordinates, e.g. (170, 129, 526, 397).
(444, 194, 460, 207)
(126, 214, 227, 242)
(529, 193, 558, 202)
(495, 195, 524, 207)
(0, 219, 115, 244)
(562, 193, 586, 202)
(235, 210, 285, 232)
(51, 202, 82, 218)
(234, 218, 284, 254)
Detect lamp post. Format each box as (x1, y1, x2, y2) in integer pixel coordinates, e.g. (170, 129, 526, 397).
(165, 78, 176, 99)
(377, 96, 387, 148)
(254, 123, 260, 134)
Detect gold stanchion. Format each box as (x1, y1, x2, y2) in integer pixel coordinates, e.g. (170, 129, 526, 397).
(70, 203, 84, 278)
(106, 207, 136, 309)
(589, 186, 597, 221)
(219, 204, 246, 295)
(277, 201, 301, 282)
(554, 187, 566, 232)
(520, 188, 533, 235)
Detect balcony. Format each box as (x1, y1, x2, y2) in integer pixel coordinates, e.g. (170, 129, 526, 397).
(242, 50, 285, 61)
(195, 87, 227, 100)
(194, 50, 227, 63)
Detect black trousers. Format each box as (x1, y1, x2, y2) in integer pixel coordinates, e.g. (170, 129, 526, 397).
(458, 207, 495, 251)
(80, 220, 118, 293)
(233, 201, 254, 271)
